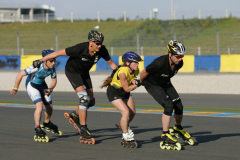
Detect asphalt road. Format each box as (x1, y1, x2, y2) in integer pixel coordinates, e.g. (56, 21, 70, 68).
(0, 91, 240, 160)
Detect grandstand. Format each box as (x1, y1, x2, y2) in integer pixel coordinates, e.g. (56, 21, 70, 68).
(0, 3, 55, 23)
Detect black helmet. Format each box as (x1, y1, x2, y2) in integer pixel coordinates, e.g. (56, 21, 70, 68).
(167, 40, 185, 55)
(88, 30, 104, 42)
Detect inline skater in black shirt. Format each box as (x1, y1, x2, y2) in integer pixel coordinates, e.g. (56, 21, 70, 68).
(33, 30, 118, 144)
(140, 40, 194, 150)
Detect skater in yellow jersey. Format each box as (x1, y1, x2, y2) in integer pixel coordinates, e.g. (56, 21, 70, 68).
(140, 40, 194, 150)
(101, 51, 142, 148)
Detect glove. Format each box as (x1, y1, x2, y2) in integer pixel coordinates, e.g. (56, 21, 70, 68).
(135, 79, 142, 87)
(44, 88, 53, 93)
(33, 59, 43, 68)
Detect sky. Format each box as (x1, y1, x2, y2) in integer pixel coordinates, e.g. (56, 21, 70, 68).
(1, 0, 240, 20)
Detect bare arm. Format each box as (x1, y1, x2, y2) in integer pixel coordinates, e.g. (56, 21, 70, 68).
(106, 59, 118, 70)
(10, 70, 27, 95)
(45, 78, 57, 96)
(119, 73, 138, 92)
(140, 68, 149, 83)
(42, 49, 67, 62)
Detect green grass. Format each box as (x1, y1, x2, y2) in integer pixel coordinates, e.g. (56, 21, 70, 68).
(0, 17, 240, 55)
(1, 100, 239, 113)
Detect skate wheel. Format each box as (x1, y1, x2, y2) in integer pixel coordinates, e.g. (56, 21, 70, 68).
(188, 139, 194, 145)
(64, 112, 70, 118)
(169, 129, 174, 135)
(78, 129, 80, 133)
(132, 141, 138, 148)
(90, 138, 95, 145)
(34, 135, 38, 142)
(79, 137, 84, 143)
(175, 142, 181, 151)
(69, 118, 74, 124)
(160, 141, 166, 149)
(84, 140, 88, 144)
(166, 145, 171, 150)
(121, 141, 126, 147)
(58, 130, 63, 136)
(175, 133, 181, 139)
(73, 123, 78, 129)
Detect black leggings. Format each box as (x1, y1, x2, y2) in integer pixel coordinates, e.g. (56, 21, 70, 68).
(145, 83, 183, 116)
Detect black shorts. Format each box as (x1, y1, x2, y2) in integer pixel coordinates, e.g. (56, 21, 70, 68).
(65, 70, 92, 90)
(107, 85, 130, 102)
(144, 83, 183, 115)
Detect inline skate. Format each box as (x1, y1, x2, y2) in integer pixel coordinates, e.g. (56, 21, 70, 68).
(40, 121, 62, 136)
(79, 125, 95, 145)
(121, 132, 138, 148)
(34, 127, 49, 142)
(169, 126, 194, 145)
(64, 111, 81, 133)
(160, 133, 181, 150)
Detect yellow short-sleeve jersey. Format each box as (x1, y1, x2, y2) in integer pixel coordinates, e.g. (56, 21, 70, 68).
(110, 66, 139, 88)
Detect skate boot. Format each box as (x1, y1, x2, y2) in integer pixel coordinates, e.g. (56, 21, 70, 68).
(121, 132, 138, 148)
(40, 121, 63, 136)
(160, 133, 181, 150)
(169, 126, 194, 145)
(64, 111, 81, 133)
(79, 125, 95, 145)
(34, 127, 49, 142)
(115, 124, 134, 136)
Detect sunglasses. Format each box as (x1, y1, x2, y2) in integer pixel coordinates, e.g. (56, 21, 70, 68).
(49, 59, 56, 63)
(94, 42, 102, 45)
(175, 55, 184, 59)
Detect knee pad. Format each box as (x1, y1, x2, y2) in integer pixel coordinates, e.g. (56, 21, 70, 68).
(172, 97, 183, 115)
(162, 96, 174, 116)
(88, 98, 95, 108)
(77, 90, 90, 110)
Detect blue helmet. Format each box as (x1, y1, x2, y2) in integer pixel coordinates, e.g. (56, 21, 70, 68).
(42, 49, 54, 57)
(122, 51, 143, 63)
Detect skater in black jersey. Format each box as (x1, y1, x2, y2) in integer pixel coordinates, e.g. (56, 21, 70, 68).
(32, 30, 118, 142)
(140, 40, 194, 150)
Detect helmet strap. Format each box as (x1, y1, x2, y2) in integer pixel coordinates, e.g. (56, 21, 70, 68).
(170, 54, 176, 66)
(90, 42, 96, 54)
(127, 62, 135, 75)
(44, 61, 50, 69)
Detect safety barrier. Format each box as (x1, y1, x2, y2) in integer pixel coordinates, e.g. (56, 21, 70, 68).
(1, 55, 240, 72)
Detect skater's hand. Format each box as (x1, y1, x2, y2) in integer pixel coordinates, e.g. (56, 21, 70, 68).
(33, 59, 43, 68)
(10, 87, 18, 95)
(44, 88, 53, 96)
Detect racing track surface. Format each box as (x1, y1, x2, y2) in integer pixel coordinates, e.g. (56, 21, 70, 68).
(0, 91, 240, 160)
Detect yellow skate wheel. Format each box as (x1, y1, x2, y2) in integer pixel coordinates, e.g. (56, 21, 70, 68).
(34, 135, 38, 142)
(64, 112, 70, 118)
(175, 133, 181, 138)
(169, 129, 174, 135)
(175, 142, 181, 151)
(38, 137, 42, 142)
(188, 139, 194, 145)
(160, 141, 166, 149)
(45, 136, 49, 143)
(166, 145, 171, 150)
(58, 130, 63, 136)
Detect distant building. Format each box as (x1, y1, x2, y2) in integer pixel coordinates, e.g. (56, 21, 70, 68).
(0, 3, 55, 23)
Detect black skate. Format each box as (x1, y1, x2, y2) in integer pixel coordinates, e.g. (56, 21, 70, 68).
(64, 111, 81, 133)
(40, 121, 62, 136)
(160, 133, 181, 150)
(169, 126, 194, 145)
(34, 127, 49, 142)
(79, 125, 95, 145)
